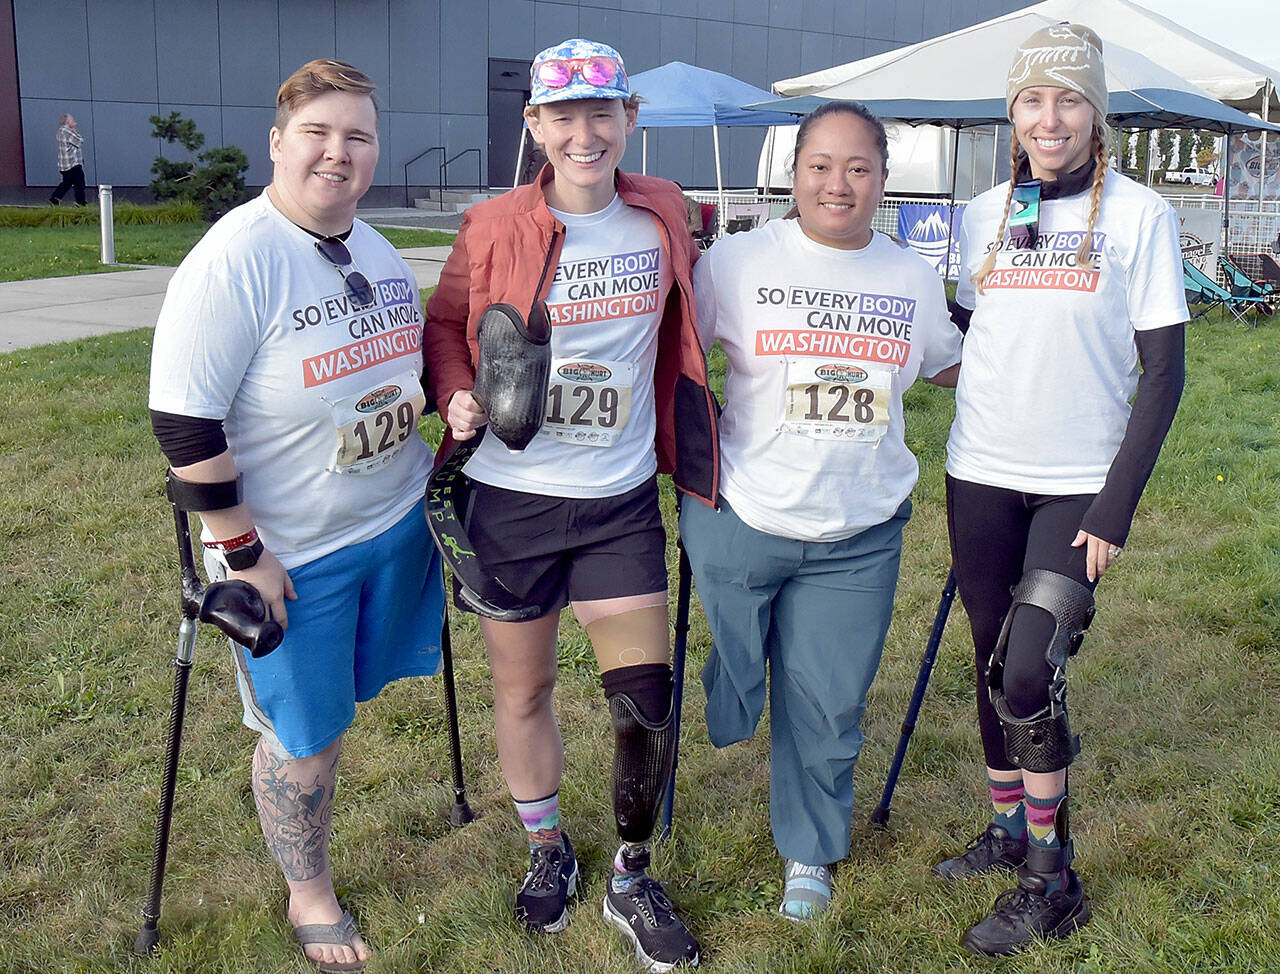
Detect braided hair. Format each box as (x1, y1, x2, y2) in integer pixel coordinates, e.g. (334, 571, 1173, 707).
(972, 118, 1112, 292)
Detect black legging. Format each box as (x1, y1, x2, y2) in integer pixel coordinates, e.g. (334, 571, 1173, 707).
(946, 475, 1099, 772)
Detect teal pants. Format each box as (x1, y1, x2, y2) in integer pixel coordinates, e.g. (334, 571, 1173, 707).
(680, 497, 908, 866)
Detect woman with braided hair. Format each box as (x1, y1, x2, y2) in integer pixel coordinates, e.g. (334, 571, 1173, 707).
(938, 23, 1187, 956)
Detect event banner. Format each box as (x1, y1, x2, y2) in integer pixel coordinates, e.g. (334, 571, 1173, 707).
(897, 203, 965, 280)
(1172, 206, 1220, 275)
(1227, 132, 1280, 202)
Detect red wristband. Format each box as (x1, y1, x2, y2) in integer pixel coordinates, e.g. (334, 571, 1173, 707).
(203, 527, 259, 551)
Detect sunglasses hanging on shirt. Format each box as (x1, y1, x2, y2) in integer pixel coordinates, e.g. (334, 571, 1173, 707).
(1008, 180, 1041, 250)
(315, 236, 376, 307)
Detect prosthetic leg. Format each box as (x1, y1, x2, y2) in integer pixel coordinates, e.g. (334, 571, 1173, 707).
(135, 472, 283, 954)
(425, 302, 552, 622)
(963, 569, 1094, 956)
(603, 679, 700, 971)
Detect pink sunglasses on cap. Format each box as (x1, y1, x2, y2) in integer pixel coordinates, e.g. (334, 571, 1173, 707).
(534, 56, 626, 89)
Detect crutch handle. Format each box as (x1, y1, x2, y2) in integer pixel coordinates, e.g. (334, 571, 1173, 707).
(199, 579, 283, 657)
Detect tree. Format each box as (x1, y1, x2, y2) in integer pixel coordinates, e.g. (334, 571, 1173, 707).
(149, 112, 249, 220)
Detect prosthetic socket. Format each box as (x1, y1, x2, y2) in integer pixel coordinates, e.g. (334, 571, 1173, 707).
(472, 301, 552, 451)
(987, 569, 1095, 774)
(609, 690, 677, 846)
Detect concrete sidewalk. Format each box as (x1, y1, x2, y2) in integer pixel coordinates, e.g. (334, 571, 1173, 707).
(0, 245, 453, 353)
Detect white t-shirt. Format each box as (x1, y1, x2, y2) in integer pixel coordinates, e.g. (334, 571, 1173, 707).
(464, 194, 671, 498)
(149, 192, 432, 569)
(947, 170, 1189, 493)
(695, 220, 962, 542)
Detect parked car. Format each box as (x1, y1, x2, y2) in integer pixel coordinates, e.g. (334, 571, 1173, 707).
(1165, 166, 1217, 187)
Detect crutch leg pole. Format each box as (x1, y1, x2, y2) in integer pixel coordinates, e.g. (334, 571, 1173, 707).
(440, 602, 474, 826)
(660, 542, 692, 840)
(870, 569, 957, 827)
(134, 617, 196, 955)
(136, 480, 282, 954)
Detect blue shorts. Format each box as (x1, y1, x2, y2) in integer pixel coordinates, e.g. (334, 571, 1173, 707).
(231, 499, 445, 759)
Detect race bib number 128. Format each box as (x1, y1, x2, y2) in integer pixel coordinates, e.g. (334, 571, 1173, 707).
(780, 360, 895, 442)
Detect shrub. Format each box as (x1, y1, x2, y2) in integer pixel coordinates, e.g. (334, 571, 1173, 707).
(148, 111, 249, 221)
(0, 201, 202, 228)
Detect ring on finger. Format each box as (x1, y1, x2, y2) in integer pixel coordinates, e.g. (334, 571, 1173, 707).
(1107, 546, 1122, 557)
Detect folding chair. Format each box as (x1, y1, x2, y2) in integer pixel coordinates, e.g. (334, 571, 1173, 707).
(1219, 255, 1276, 305)
(1260, 253, 1280, 287)
(1183, 259, 1270, 324)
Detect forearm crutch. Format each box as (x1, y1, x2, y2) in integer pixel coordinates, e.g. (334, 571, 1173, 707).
(659, 541, 693, 839)
(869, 569, 957, 827)
(439, 601, 475, 827)
(135, 472, 283, 955)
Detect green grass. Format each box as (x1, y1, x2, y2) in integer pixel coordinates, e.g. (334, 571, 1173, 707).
(0, 222, 456, 283)
(0, 312, 1277, 972)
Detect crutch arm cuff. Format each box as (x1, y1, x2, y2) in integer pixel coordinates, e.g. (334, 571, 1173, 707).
(165, 469, 244, 512)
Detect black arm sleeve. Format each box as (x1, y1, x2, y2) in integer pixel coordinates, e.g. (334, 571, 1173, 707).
(947, 298, 973, 335)
(149, 409, 228, 467)
(1079, 323, 1185, 546)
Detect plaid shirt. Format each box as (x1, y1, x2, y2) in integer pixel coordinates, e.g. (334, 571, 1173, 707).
(56, 124, 83, 170)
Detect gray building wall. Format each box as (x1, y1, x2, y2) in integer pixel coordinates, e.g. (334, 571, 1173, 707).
(13, 0, 1028, 194)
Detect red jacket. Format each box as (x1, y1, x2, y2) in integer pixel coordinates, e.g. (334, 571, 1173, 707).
(423, 166, 720, 506)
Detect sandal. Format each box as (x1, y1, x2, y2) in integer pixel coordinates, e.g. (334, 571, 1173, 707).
(292, 910, 368, 973)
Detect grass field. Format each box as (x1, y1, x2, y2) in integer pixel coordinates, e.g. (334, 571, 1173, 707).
(0, 221, 456, 283)
(0, 308, 1277, 973)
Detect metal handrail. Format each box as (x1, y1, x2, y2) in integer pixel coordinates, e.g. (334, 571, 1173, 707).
(404, 145, 445, 208)
(440, 148, 482, 196)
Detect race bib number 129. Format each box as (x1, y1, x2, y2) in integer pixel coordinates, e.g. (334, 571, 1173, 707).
(327, 368, 425, 475)
(780, 360, 895, 442)
(539, 358, 634, 447)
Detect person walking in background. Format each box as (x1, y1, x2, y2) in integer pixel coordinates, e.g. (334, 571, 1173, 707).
(938, 23, 1186, 956)
(680, 100, 961, 922)
(50, 113, 86, 206)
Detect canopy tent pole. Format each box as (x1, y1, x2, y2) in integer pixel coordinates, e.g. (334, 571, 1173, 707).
(642, 128, 648, 176)
(512, 126, 528, 187)
(713, 124, 726, 237)
(946, 123, 961, 280)
(1222, 126, 1233, 262)
(763, 125, 777, 193)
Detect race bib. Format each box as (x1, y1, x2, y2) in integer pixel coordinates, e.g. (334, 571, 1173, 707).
(779, 359, 895, 442)
(539, 358, 634, 447)
(326, 369, 426, 474)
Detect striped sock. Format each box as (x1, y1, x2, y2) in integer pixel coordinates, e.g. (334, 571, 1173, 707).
(1025, 790, 1067, 894)
(513, 792, 561, 849)
(988, 775, 1027, 840)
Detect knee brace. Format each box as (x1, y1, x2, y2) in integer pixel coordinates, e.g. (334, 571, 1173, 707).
(604, 666, 676, 843)
(987, 569, 1095, 773)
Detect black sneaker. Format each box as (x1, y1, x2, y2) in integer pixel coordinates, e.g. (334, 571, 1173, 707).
(515, 834, 578, 933)
(603, 875, 700, 972)
(932, 823, 1027, 879)
(961, 868, 1090, 957)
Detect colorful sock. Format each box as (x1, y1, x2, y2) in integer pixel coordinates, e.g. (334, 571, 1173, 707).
(611, 842, 648, 893)
(1025, 789, 1067, 895)
(988, 775, 1027, 839)
(514, 792, 561, 849)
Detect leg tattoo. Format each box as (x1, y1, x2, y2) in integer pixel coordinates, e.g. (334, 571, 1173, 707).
(251, 740, 339, 883)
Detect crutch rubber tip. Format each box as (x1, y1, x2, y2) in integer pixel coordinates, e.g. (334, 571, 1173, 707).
(868, 806, 891, 828)
(134, 924, 160, 955)
(449, 800, 475, 828)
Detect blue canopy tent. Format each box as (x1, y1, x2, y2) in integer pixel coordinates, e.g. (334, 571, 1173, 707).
(628, 61, 799, 227)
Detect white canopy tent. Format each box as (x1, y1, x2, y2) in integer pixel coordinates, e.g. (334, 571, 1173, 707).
(775, 0, 1275, 119)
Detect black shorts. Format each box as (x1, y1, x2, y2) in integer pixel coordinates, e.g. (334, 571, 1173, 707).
(458, 475, 668, 617)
